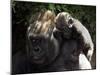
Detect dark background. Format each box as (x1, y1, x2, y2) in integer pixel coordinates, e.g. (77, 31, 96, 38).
(12, 1, 96, 69)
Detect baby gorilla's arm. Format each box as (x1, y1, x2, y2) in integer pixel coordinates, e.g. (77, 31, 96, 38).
(71, 18, 94, 61)
(79, 53, 92, 69)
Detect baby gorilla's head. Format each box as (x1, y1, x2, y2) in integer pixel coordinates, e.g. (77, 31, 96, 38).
(55, 12, 74, 29)
(55, 12, 74, 39)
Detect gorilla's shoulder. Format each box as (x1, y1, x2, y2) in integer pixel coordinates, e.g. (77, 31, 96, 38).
(12, 51, 28, 74)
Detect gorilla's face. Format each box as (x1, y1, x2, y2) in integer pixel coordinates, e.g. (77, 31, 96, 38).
(26, 10, 58, 66)
(56, 12, 74, 29)
(27, 33, 59, 65)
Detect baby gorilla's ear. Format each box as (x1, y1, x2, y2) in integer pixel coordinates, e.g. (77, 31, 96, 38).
(68, 18, 74, 28)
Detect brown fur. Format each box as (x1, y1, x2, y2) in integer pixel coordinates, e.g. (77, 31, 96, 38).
(28, 10, 55, 37)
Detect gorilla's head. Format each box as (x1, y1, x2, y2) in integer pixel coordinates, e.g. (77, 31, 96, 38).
(26, 10, 59, 66)
(55, 12, 74, 29)
(27, 34, 58, 65)
(55, 12, 73, 39)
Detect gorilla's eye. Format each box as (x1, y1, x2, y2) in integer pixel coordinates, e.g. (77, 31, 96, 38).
(32, 39, 41, 43)
(29, 36, 41, 44)
(68, 19, 73, 24)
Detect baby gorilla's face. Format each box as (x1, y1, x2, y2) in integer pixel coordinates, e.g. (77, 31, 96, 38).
(61, 12, 74, 28)
(27, 34, 58, 66)
(56, 12, 73, 29)
(55, 12, 74, 39)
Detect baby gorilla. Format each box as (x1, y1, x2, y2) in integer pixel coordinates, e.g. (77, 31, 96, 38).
(55, 12, 94, 61)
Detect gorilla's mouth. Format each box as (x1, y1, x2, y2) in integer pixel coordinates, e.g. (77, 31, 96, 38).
(30, 55, 46, 64)
(32, 57, 45, 64)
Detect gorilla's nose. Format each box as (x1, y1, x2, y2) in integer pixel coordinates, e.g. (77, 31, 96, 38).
(34, 47, 41, 53)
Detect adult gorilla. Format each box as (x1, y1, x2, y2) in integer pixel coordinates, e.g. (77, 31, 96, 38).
(12, 10, 91, 74)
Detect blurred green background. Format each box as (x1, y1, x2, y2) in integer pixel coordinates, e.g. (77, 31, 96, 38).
(12, 1, 96, 69)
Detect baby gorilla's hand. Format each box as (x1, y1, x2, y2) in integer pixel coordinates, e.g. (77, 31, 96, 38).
(87, 50, 93, 61)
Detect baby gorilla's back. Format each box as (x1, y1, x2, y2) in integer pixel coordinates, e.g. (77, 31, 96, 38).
(61, 40, 79, 70)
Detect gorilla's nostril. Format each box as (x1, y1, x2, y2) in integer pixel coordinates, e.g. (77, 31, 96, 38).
(34, 47, 41, 52)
